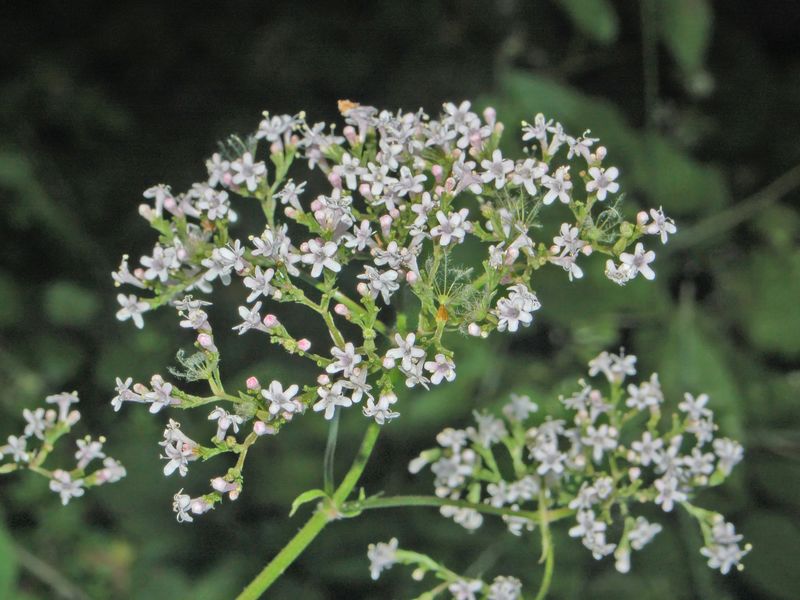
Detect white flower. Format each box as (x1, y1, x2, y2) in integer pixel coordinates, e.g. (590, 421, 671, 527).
(1, 435, 28, 463)
(424, 354, 456, 385)
(326, 343, 363, 378)
(233, 302, 264, 335)
(448, 579, 483, 600)
(582, 424, 618, 462)
(654, 475, 687, 512)
(481, 149, 514, 189)
(493, 289, 538, 333)
(604, 259, 632, 285)
(586, 166, 620, 201)
(116, 294, 149, 329)
(631, 432, 663, 466)
(628, 516, 662, 550)
(141, 244, 178, 282)
(75, 436, 106, 470)
(46, 392, 80, 422)
(275, 179, 306, 210)
(231, 152, 267, 192)
(49, 469, 85, 505)
(160, 420, 199, 476)
(363, 391, 399, 425)
(367, 537, 398, 580)
(385, 333, 426, 371)
(503, 393, 538, 422)
(23, 408, 49, 440)
(313, 383, 352, 420)
(358, 266, 399, 304)
(206, 153, 230, 187)
(645, 207, 677, 244)
(262, 380, 301, 416)
(487, 576, 522, 600)
(511, 158, 547, 195)
(541, 166, 572, 205)
(243, 266, 276, 302)
(678, 392, 713, 421)
(208, 407, 244, 440)
(430, 209, 471, 246)
(619, 243, 656, 280)
(335, 153, 366, 190)
(393, 166, 427, 196)
(713, 438, 743, 476)
(145, 375, 179, 413)
(301, 239, 341, 278)
(345, 220, 375, 252)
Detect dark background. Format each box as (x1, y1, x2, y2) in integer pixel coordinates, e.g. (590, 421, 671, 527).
(1, 1, 799, 598)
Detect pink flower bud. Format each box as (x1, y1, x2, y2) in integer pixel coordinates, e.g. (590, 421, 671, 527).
(467, 323, 482, 337)
(382, 356, 395, 369)
(197, 333, 214, 349)
(380, 214, 393, 236)
(581, 245, 593, 256)
(328, 171, 342, 189)
(253, 421, 276, 436)
(133, 267, 146, 279)
(333, 303, 350, 317)
(596, 146, 607, 160)
(356, 282, 370, 296)
(211, 477, 228, 492)
(284, 207, 297, 218)
(359, 183, 371, 197)
(270, 141, 282, 154)
(297, 338, 311, 352)
(138, 204, 154, 221)
(263, 314, 279, 328)
(310, 199, 323, 212)
(629, 467, 641, 481)
(406, 270, 418, 284)
(317, 373, 331, 385)
(222, 172, 233, 186)
(444, 177, 456, 193)
(246, 376, 260, 390)
(299, 241, 309, 253)
(483, 106, 496, 125)
(176, 247, 188, 261)
(343, 125, 357, 144)
(389, 208, 400, 219)
(636, 211, 649, 226)
(431, 164, 443, 182)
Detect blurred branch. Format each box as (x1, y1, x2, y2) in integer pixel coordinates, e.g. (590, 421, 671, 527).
(14, 542, 91, 600)
(641, 0, 659, 130)
(667, 162, 800, 252)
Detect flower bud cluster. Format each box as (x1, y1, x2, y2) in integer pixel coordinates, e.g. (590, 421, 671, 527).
(409, 349, 748, 575)
(0, 392, 125, 505)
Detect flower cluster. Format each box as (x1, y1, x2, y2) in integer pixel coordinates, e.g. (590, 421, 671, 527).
(0, 392, 125, 505)
(367, 537, 524, 600)
(110, 101, 673, 520)
(408, 350, 749, 576)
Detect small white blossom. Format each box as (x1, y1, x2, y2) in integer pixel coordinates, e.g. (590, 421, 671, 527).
(367, 537, 398, 580)
(619, 243, 656, 281)
(586, 166, 620, 201)
(116, 294, 150, 329)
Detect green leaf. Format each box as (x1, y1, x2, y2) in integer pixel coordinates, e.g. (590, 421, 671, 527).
(554, 0, 619, 45)
(740, 511, 800, 600)
(289, 488, 328, 517)
(43, 281, 100, 327)
(484, 71, 729, 216)
(654, 290, 743, 439)
(658, 0, 713, 73)
(0, 520, 18, 598)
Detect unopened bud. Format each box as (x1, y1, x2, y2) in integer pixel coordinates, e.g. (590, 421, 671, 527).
(343, 125, 357, 144)
(334, 303, 350, 317)
(467, 323, 481, 337)
(636, 211, 649, 226)
(253, 421, 276, 436)
(246, 376, 260, 390)
(432, 164, 443, 182)
(297, 338, 311, 352)
(328, 171, 342, 189)
(356, 282, 370, 297)
(263, 314, 279, 328)
(406, 270, 418, 284)
(317, 373, 331, 385)
(379, 214, 393, 236)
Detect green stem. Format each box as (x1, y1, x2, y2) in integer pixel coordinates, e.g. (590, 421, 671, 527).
(236, 422, 381, 600)
(342, 495, 574, 524)
(323, 410, 340, 495)
(533, 492, 555, 600)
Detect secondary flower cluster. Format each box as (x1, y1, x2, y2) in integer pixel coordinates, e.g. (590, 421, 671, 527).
(0, 392, 126, 505)
(110, 101, 674, 520)
(407, 350, 749, 576)
(368, 537, 524, 600)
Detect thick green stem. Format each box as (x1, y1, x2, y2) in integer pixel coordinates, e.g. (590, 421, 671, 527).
(236, 422, 380, 600)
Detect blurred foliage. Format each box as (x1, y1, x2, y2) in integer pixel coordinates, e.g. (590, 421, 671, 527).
(1, 0, 799, 598)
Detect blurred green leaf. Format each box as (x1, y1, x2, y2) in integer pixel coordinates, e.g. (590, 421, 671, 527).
(740, 511, 800, 600)
(554, 0, 619, 44)
(725, 249, 800, 358)
(290, 489, 328, 517)
(0, 520, 18, 599)
(43, 281, 100, 327)
(658, 0, 713, 74)
(0, 271, 23, 327)
(655, 291, 742, 438)
(485, 71, 729, 216)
